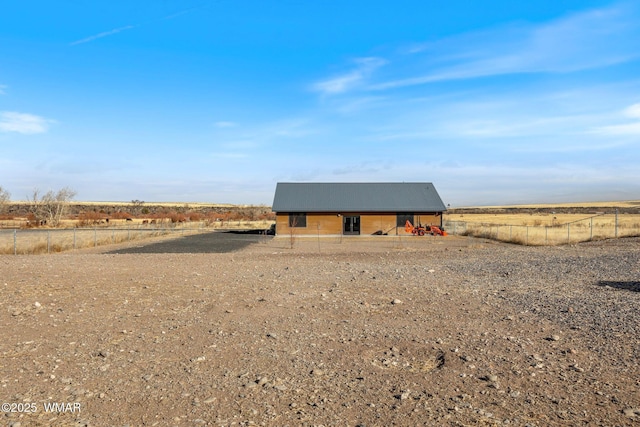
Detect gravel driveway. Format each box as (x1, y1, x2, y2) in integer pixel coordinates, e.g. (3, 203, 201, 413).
(107, 231, 271, 254)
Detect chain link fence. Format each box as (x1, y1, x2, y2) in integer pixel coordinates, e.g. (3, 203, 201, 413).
(443, 213, 640, 245)
(0, 219, 276, 255)
(0, 224, 206, 255)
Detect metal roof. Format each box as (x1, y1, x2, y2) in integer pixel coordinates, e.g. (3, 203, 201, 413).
(272, 182, 447, 212)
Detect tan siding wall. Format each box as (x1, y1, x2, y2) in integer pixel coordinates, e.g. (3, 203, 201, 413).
(302, 214, 343, 235)
(276, 213, 342, 235)
(275, 212, 443, 236)
(360, 214, 397, 235)
(275, 214, 290, 235)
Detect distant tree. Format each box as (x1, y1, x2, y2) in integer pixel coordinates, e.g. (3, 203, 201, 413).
(27, 189, 45, 225)
(0, 186, 10, 214)
(28, 187, 77, 226)
(289, 215, 298, 249)
(47, 187, 77, 226)
(131, 199, 145, 215)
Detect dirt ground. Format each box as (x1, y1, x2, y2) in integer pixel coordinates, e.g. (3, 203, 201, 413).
(1, 233, 639, 426)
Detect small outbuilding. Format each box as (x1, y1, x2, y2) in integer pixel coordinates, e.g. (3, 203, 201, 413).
(272, 182, 447, 236)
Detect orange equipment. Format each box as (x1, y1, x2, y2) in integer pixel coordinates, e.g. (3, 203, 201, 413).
(405, 220, 448, 237)
(405, 219, 426, 236)
(428, 225, 448, 236)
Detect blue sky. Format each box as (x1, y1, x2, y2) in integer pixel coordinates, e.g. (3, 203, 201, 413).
(1, 0, 639, 206)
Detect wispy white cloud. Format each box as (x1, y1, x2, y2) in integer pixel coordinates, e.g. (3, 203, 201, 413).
(312, 57, 386, 95)
(70, 25, 136, 46)
(371, 3, 640, 90)
(234, 118, 317, 142)
(162, 5, 206, 21)
(591, 103, 640, 136)
(624, 103, 640, 119)
(70, 4, 201, 47)
(592, 121, 640, 136)
(332, 160, 391, 176)
(268, 119, 315, 138)
(332, 96, 387, 115)
(206, 118, 318, 163)
(344, 81, 640, 157)
(434, 163, 640, 206)
(0, 111, 53, 134)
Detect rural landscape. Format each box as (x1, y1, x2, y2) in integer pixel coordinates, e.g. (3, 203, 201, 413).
(1, 186, 638, 253)
(1, 193, 639, 426)
(3, 1, 640, 425)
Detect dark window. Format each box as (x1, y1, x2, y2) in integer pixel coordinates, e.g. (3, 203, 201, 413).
(288, 213, 307, 228)
(397, 213, 414, 227)
(343, 216, 360, 235)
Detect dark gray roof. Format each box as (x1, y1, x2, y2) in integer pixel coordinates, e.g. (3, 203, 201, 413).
(272, 182, 446, 212)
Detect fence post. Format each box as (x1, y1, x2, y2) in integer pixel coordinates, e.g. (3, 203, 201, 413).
(13, 229, 17, 255)
(615, 209, 618, 238)
(526, 226, 528, 246)
(545, 227, 548, 245)
(73, 228, 76, 250)
(47, 231, 51, 254)
(94, 227, 97, 247)
(590, 217, 593, 241)
(509, 226, 512, 241)
(567, 224, 570, 244)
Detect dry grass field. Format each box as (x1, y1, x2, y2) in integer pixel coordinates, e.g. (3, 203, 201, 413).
(458, 200, 640, 210)
(444, 200, 640, 245)
(0, 220, 274, 255)
(445, 212, 633, 227)
(0, 228, 187, 255)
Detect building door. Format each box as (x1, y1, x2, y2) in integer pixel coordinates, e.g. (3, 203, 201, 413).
(343, 216, 360, 235)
